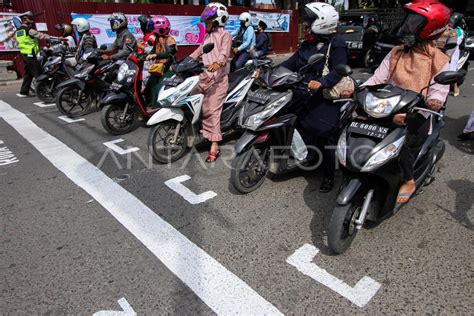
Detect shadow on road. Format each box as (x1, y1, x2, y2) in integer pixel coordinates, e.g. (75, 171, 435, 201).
(435, 179, 474, 231)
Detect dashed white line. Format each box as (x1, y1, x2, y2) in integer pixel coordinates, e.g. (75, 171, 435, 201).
(287, 244, 381, 308)
(165, 175, 217, 204)
(103, 139, 140, 155)
(58, 115, 85, 123)
(34, 101, 56, 108)
(0, 100, 282, 315)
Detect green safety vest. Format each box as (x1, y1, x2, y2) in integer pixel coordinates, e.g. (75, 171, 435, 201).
(15, 26, 39, 56)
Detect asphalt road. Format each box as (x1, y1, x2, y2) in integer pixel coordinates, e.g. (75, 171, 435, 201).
(0, 65, 473, 314)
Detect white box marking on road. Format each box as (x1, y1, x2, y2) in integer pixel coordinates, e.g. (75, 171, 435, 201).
(165, 175, 217, 204)
(287, 244, 381, 308)
(94, 297, 136, 316)
(34, 102, 55, 108)
(58, 115, 85, 123)
(0, 100, 281, 315)
(0, 139, 19, 166)
(103, 139, 140, 155)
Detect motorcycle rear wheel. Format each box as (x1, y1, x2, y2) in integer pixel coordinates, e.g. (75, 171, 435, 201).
(328, 199, 363, 255)
(230, 145, 270, 194)
(35, 79, 56, 103)
(56, 86, 93, 118)
(101, 103, 138, 135)
(148, 120, 188, 164)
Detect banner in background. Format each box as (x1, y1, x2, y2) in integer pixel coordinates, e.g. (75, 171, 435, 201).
(71, 11, 290, 47)
(0, 14, 19, 52)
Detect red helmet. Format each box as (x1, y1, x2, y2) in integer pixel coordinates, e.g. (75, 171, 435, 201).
(401, 0, 451, 41)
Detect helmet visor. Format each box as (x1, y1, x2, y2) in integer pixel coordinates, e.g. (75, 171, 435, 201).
(302, 7, 318, 26)
(397, 13, 427, 38)
(201, 7, 218, 23)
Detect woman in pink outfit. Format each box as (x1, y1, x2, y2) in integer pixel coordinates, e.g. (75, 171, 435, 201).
(190, 3, 232, 162)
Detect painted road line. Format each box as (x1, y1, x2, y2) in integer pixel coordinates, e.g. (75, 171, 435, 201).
(165, 175, 217, 204)
(34, 102, 56, 108)
(0, 100, 282, 315)
(287, 244, 381, 308)
(103, 139, 140, 155)
(0, 139, 19, 166)
(58, 115, 85, 123)
(93, 297, 136, 316)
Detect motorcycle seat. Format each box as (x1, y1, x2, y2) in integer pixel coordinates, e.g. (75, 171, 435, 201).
(227, 68, 251, 93)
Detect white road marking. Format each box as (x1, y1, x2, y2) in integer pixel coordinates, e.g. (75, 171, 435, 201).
(58, 115, 85, 123)
(287, 244, 381, 308)
(165, 175, 217, 204)
(0, 100, 281, 315)
(0, 140, 19, 166)
(103, 139, 140, 155)
(34, 102, 55, 108)
(93, 297, 136, 316)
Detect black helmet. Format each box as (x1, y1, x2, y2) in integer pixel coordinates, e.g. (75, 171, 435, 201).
(138, 14, 154, 34)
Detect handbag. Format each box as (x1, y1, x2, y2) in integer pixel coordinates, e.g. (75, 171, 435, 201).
(148, 62, 165, 75)
(322, 42, 355, 100)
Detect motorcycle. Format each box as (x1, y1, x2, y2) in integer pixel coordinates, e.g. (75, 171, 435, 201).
(55, 46, 122, 118)
(146, 43, 272, 164)
(229, 54, 355, 193)
(327, 65, 465, 254)
(35, 44, 77, 103)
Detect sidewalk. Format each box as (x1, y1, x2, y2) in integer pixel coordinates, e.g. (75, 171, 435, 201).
(0, 79, 22, 86)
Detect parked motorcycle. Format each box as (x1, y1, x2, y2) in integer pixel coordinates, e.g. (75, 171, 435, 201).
(327, 65, 465, 254)
(147, 43, 272, 164)
(229, 54, 355, 193)
(55, 46, 122, 118)
(35, 44, 76, 103)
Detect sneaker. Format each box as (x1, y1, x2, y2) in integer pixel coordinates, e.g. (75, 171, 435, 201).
(456, 132, 473, 141)
(16, 93, 31, 98)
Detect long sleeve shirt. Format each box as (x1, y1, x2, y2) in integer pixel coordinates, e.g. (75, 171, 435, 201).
(255, 32, 269, 53)
(231, 26, 256, 52)
(103, 28, 137, 61)
(363, 51, 450, 103)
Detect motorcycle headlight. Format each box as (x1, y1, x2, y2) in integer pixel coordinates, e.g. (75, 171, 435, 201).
(117, 63, 129, 82)
(75, 64, 94, 79)
(243, 93, 292, 130)
(364, 93, 400, 118)
(361, 136, 405, 172)
(336, 128, 347, 167)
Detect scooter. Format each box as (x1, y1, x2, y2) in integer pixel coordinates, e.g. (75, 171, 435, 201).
(146, 43, 272, 164)
(327, 65, 465, 255)
(55, 46, 123, 118)
(35, 44, 77, 103)
(229, 54, 355, 193)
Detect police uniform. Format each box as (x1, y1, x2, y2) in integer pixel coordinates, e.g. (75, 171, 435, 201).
(15, 25, 41, 95)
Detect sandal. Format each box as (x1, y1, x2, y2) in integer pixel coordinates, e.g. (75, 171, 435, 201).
(206, 150, 220, 163)
(319, 177, 334, 193)
(396, 193, 413, 204)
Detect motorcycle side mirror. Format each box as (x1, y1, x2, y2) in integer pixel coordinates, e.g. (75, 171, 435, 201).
(434, 70, 465, 85)
(202, 43, 215, 54)
(99, 44, 108, 50)
(335, 64, 353, 76)
(307, 53, 325, 65)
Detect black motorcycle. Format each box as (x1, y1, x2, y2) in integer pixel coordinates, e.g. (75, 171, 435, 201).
(230, 54, 355, 193)
(55, 46, 122, 118)
(327, 65, 465, 254)
(35, 44, 76, 103)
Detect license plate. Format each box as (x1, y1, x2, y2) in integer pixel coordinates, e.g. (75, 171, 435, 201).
(347, 41, 363, 49)
(348, 121, 389, 139)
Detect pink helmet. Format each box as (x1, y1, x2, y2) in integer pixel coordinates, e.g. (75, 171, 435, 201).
(152, 16, 170, 36)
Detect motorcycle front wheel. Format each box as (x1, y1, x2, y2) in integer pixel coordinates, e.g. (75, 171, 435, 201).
(230, 145, 270, 194)
(148, 120, 188, 164)
(327, 199, 363, 255)
(35, 79, 56, 103)
(101, 103, 138, 135)
(56, 86, 93, 118)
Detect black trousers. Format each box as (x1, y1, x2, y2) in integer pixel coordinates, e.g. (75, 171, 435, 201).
(399, 113, 431, 181)
(20, 55, 41, 95)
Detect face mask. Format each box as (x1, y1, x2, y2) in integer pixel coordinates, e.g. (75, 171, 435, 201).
(304, 29, 318, 44)
(240, 21, 246, 28)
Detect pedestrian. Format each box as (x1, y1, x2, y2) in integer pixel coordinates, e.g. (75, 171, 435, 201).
(15, 12, 62, 98)
(190, 2, 232, 162)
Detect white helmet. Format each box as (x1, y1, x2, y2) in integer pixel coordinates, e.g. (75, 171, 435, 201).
(303, 2, 339, 35)
(239, 12, 252, 27)
(201, 2, 229, 27)
(71, 17, 90, 33)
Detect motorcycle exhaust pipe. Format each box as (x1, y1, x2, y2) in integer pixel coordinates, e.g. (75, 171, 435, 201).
(355, 189, 374, 230)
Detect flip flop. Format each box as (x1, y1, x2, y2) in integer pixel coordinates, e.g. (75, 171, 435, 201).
(206, 150, 220, 163)
(396, 193, 413, 204)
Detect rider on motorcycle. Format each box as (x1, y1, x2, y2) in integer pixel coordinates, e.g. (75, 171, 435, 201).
(279, 2, 348, 192)
(230, 12, 256, 72)
(71, 17, 97, 63)
(363, 0, 451, 204)
(101, 13, 137, 61)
